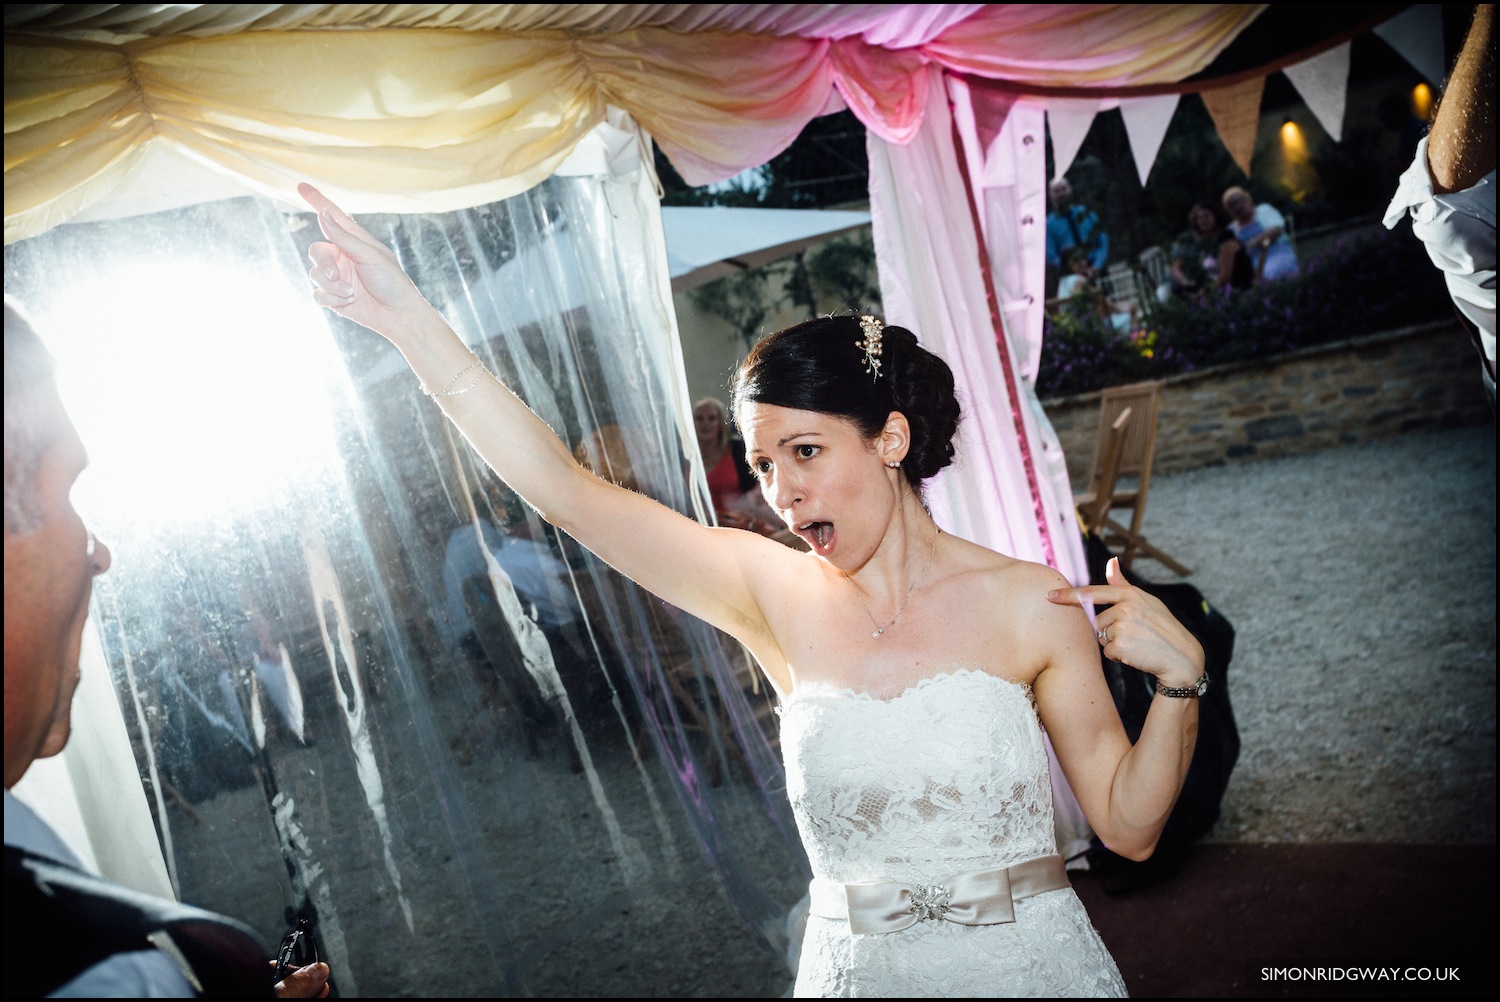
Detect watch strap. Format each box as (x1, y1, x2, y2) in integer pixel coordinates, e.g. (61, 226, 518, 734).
(1155, 671, 1209, 698)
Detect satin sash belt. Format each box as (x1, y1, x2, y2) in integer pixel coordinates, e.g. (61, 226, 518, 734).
(807, 855, 1069, 936)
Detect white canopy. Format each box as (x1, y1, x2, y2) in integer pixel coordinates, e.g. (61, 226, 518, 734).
(661, 206, 872, 292)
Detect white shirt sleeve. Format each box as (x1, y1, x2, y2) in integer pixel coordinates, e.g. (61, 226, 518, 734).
(1255, 202, 1285, 231)
(1384, 136, 1497, 364)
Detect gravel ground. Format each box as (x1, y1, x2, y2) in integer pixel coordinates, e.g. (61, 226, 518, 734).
(1122, 422, 1496, 845)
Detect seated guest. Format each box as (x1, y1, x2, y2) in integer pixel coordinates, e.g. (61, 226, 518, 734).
(1057, 248, 1134, 334)
(1222, 186, 1300, 282)
(1045, 177, 1110, 272)
(1164, 203, 1254, 301)
(440, 489, 584, 651)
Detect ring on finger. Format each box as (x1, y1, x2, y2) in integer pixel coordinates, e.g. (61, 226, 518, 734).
(1096, 627, 1110, 644)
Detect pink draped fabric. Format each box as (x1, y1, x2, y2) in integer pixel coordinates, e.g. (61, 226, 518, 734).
(866, 67, 1094, 857)
(663, 4, 1263, 182)
(865, 69, 1062, 575)
(923, 4, 1265, 86)
(6, 5, 1266, 232)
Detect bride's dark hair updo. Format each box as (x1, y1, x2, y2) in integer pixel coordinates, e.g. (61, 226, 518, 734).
(730, 315, 961, 489)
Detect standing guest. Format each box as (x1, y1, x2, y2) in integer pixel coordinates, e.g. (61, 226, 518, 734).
(299, 183, 1206, 997)
(4, 299, 332, 999)
(694, 395, 781, 538)
(694, 396, 755, 516)
(1222, 186, 1300, 282)
(1045, 177, 1110, 293)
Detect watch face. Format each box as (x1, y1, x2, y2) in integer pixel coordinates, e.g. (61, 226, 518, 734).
(1195, 676, 1210, 696)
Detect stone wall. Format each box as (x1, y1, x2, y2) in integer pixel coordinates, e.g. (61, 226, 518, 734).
(1042, 320, 1492, 485)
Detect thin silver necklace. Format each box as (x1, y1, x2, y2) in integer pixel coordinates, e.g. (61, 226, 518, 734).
(852, 525, 941, 639)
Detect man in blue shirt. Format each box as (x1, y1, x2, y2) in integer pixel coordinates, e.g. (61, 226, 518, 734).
(1045, 177, 1110, 276)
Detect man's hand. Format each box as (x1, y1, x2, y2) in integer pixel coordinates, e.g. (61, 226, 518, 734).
(274, 961, 331, 999)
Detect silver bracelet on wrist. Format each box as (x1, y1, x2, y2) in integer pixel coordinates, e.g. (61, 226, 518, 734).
(424, 355, 487, 398)
(1154, 671, 1209, 698)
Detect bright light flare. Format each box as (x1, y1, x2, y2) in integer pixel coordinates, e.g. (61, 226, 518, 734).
(1280, 118, 1307, 163)
(38, 262, 344, 534)
(1412, 83, 1433, 121)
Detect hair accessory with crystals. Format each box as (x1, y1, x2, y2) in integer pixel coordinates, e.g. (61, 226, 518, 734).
(856, 315, 884, 379)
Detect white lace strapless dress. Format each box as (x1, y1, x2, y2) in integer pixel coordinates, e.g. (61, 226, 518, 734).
(780, 669, 1126, 998)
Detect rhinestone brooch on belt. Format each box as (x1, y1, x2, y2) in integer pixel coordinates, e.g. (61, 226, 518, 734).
(908, 883, 953, 923)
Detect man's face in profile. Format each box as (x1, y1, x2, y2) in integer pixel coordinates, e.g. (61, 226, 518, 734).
(3, 387, 111, 787)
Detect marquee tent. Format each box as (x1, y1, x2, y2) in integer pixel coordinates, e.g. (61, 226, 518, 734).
(3, 4, 1444, 994)
(5, 2, 1437, 574)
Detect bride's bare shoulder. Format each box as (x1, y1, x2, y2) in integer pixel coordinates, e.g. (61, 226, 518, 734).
(944, 536, 1070, 596)
(930, 540, 1082, 671)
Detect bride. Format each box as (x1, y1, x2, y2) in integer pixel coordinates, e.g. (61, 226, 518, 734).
(298, 184, 1204, 997)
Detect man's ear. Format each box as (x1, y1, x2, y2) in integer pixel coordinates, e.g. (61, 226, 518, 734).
(877, 411, 911, 466)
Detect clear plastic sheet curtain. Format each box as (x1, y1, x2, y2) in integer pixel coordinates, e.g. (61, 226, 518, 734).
(4, 168, 806, 995)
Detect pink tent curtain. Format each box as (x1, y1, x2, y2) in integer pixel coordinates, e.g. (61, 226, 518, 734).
(867, 68, 1095, 858)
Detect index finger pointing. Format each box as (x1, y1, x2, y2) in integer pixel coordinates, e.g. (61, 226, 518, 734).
(297, 182, 342, 225)
(1047, 584, 1130, 608)
(297, 183, 375, 246)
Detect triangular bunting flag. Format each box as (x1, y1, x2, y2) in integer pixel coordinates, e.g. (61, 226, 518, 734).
(1201, 76, 1265, 176)
(1119, 94, 1180, 186)
(1373, 4, 1447, 85)
(1283, 42, 1351, 141)
(1045, 98, 1100, 181)
(971, 88, 1019, 167)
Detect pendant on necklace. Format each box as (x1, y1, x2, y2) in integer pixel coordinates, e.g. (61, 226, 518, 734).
(872, 627, 885, 639)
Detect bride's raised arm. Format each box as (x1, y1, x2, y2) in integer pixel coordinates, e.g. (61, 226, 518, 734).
(298, 184, 787, 678)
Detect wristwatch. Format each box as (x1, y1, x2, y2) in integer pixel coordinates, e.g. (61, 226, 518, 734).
(1155, 671, 1209, 698)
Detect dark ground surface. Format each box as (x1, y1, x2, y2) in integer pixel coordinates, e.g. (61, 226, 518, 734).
(1076, 843, 1495, 998)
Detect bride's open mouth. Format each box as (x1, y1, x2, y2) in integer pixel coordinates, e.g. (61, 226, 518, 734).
(796, 520, 835, 553)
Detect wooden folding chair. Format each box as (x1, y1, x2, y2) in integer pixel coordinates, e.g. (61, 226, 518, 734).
(1074, 380, 1192, 576)
(1075, 407, 1132, 535)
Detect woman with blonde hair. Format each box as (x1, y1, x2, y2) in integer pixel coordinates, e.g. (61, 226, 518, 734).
(1222, 186, 1299, 281)
(694, 395, 782, 538)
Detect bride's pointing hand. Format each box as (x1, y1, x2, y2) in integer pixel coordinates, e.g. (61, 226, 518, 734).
(1047, 557, 1204, 688)
(298, 182, 435, 340)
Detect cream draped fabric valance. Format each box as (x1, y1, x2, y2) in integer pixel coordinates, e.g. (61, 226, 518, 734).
(4, 4, 1264, 244)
